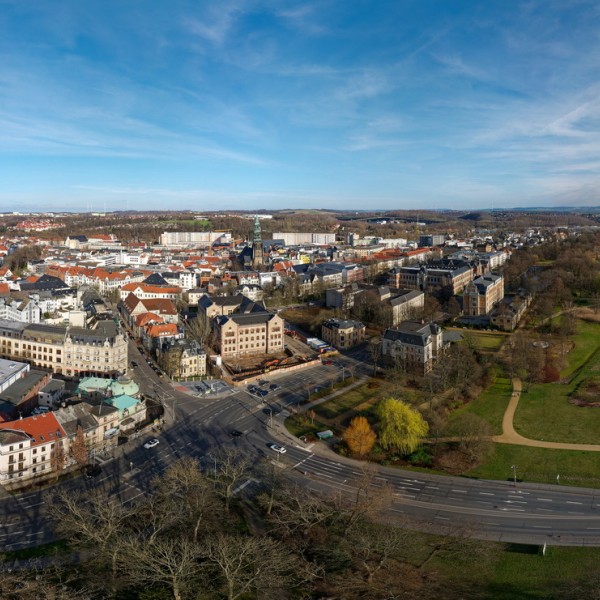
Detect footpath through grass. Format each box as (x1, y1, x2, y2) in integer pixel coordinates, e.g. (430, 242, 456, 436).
(514, 320, 600, 444)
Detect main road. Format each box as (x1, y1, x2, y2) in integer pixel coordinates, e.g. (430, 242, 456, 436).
(2, 345, 600, 552)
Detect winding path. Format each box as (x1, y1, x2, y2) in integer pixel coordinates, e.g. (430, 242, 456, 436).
(493, 377, 600, 451)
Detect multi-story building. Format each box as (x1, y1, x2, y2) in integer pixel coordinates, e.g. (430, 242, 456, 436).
(119, 283, 182, 302)
(0, 320, 128, 377)
(215, 310, 284, 359)
(0, 358, 29, 394)
(0, 412, 67, 484)
(462, 273, 504, 316)
(159, 231, 232, 247)
(381, 321, 446, 375)
(321, 318, 366, 350)
(391, 261, 473, 295)
(271, 232, 336, 246)
(159, 339, 207, 379)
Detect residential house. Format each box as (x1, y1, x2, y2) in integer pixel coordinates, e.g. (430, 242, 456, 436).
(321, 318, 366, 350)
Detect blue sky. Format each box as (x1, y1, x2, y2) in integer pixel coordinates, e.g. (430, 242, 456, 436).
(1, 0, 599, 212)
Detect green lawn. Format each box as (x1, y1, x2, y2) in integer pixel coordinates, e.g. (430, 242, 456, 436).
(314, 379, 426, 422)
(560, 320, 600, 379)
(466, 443, 600, 487)
(456, 375, 513, 435)
(513, 321, 600, 444)
(469, 331, 508, 351)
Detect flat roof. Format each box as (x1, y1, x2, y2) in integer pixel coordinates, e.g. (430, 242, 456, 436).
(0, 358, 29, 382)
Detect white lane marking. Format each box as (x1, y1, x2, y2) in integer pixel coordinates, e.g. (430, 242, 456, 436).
(566, 501, 583, 505)
(451, 489, 467, 494)
(435, 516, 450, 520)
(479, 492, 494, 496)
(537, 498, 552, 502)
(292, 455, 313, 470)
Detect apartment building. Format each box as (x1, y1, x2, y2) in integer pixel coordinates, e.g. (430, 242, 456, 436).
(271, 232, 336, 246)
(382, 321, 446, 375)
(119, 283, 182, 302)
(159, 339, 207, 378)
(0, 320, 128, 377)
(0, 412, 67, 484)
(462, 273, 505, 316)
(215, 311, 284, 359)
(391, 261, 473, 294)
(321, 318, 366, 350)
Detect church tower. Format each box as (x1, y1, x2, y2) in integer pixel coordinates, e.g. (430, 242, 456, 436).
(251, 215, 264, 269)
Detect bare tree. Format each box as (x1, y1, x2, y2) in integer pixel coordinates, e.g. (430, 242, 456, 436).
(122, 536, 202, 600)
(69, 426, 88, 470)
(211, 447, 253, 512)
(152, 457, 220, 542)
(48, 489, 133, 588)
(203, 533, 312, 600)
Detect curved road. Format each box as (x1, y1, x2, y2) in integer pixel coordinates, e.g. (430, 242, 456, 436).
(2, 348, 600, 552)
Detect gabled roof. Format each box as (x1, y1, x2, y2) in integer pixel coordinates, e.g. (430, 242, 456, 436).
(145, 322, 178, 338)
(135, 312, 164, 327)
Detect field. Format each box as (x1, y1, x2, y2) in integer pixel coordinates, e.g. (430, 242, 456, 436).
(513, 321, 600, 444)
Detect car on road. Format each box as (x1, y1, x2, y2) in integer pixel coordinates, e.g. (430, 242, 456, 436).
(257, 389, 269, 397)
(322, 359, 333, 365)
(85, 465, 102, 479)
(230, 430, 244, 437)
(131, 361, 138, 368)
(258, 379, 269, 386)
(268, 443, 286, 454)
(144, 438, 160, 449)
(269, 383, 280, 391)
(247, 384, 258, 393)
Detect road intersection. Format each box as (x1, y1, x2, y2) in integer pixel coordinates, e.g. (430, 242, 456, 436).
(2, 347, 600, 552)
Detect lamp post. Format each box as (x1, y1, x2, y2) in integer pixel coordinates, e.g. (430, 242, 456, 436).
(511, 464, 518, 486)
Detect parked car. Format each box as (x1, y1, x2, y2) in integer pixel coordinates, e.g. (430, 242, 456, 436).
(322, 359, 333, 366)
(230, 430, 244, 437)
(144, 438, 160, 449)
(268, 443, 286, 454)
(257, 389, 269, 397)
(258, 379, 269, 386)
(269, 383, 280, 391)
(131, 361, 138, 367)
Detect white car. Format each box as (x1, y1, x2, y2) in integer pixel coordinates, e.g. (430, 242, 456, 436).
(268, 443, 287, 454)
(144, 439, 160, 449)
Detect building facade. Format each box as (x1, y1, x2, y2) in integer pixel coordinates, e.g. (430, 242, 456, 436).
(321, 318, 366, 350)
(462, 273, 505, 316)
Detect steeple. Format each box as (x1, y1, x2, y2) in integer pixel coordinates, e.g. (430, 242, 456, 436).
(253, 215, 262, 244)
(251, 215, 264, 268)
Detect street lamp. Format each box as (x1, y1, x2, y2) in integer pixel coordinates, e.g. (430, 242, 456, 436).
(511, 464, 518, 486)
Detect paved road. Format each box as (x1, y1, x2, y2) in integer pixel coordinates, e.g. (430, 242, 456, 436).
(3, 349, 600, 551)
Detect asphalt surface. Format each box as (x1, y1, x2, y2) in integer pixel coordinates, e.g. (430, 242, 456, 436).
(2, 343, 600, 551)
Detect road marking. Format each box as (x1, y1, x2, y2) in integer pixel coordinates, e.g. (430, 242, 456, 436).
(451, 489, 467, 494)
(537, 498, 552, 502)
(538, 508, 553, 512)
(435, 516, 450, 520)
(390, 508, 404, 513)
(566, 501, 583, 505)
(479, 492, 494, 496)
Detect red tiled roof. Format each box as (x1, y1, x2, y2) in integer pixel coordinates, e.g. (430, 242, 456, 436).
(0, 413, 66, 447)
(135, 312, 164, 327)
(145, 323, 178, 337)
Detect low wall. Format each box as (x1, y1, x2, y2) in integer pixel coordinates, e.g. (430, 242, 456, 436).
(227, 358, 321, 387)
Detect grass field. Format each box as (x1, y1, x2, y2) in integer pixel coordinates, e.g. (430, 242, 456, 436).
(456, 375, 513, 435)
(466, 443, 600, 487)
(314, 379, 427, 423)
(513, 321, 600, 443)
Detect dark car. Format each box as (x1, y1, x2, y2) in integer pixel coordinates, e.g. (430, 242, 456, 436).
(131, 361, 138, 368)
(247, 385, 258, 394)
(257, 389, 269, 397)
(269, 383, 280, 391)
(230, 430, 244, 437)
(258, 379, 269, 386)
(85, 465, 102, 479)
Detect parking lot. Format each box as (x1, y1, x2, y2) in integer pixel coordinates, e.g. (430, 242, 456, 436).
(176, 379, 232, 398)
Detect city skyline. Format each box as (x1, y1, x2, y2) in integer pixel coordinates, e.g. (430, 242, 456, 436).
(1, 1, 599, 211)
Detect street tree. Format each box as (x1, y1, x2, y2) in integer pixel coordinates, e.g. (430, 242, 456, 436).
(375, 397, 429, 454)
(69, 425, 88, 469)
(343, 416, 376, 456)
